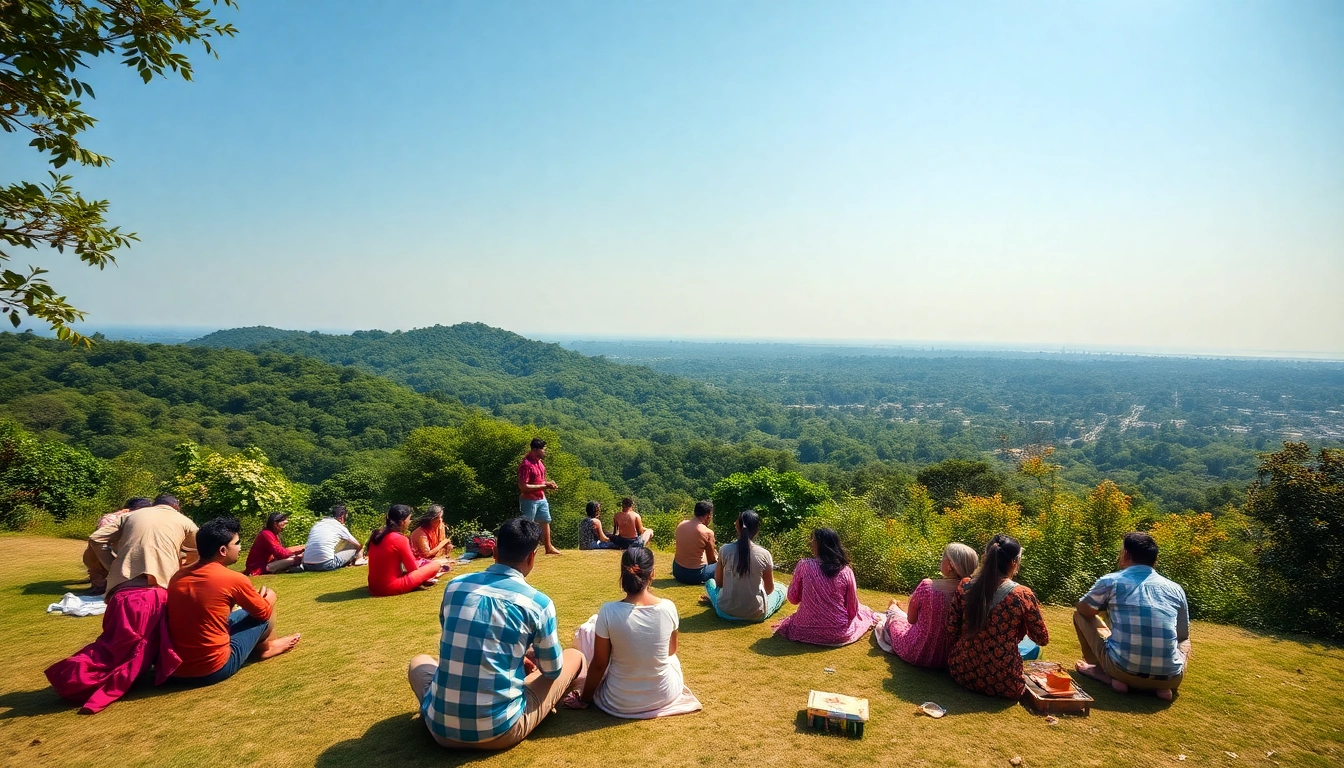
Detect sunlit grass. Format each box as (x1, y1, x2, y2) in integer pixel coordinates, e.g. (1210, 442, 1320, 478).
(1, 537, 1342, 767)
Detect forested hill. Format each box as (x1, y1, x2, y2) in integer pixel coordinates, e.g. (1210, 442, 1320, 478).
(0, 333, 467, 482)
(188, 324, 792, 446)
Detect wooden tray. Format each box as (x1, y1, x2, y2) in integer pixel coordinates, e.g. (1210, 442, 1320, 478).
(1021, 674, 1093, 716)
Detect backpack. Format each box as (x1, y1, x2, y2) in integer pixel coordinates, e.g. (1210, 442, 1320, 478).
(466, 533, 496, 558)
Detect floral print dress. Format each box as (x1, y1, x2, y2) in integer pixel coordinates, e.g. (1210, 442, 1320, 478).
(946, 579, 1050, 698)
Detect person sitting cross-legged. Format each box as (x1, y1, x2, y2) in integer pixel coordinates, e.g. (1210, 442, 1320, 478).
(946, 534, 1050, 699)
(700, 509, 785, 622)
(409, 517, 586, 750)
(578, 500, 618, 550)
(565, 547, 702, 718)
(367, 504, 450, 597)
(244, 512, 306, 576)
(771, 527, 877, 646)
(409, 504, 452, 565)
(303, 505, 366, 571)
(168, 517, 301, 686)
(878, 542, 979, 668)
(671, 500, 717, 585)
(46, 494, 197, 713)
(610, 497, 654, 549)
(1074, 531, 1191, 702)
(81, 497, 154, 594)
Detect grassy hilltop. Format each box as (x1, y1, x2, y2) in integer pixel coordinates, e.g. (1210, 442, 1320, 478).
(2, 537, 1341, 768)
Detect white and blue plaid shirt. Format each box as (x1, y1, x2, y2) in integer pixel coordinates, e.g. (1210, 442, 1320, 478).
(419, 563, 563, 743)
(1082, 565, 1189, 678)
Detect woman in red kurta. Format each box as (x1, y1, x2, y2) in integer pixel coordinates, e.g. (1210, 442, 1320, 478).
(244, 512, 305, 576)
(946, 534, 1049, 699)
(366, 505, 449, 597)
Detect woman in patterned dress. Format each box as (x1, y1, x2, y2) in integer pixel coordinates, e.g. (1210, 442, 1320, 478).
(772, 527, 877, 646)
(946, 534, 1050, 698)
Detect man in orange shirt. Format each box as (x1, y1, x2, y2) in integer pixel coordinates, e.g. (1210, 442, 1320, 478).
(167, 517, 301, 686)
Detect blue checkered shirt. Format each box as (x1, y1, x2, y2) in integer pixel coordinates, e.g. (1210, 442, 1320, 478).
(1082, 565, 1189, 677)
(419, 564, 563, 743)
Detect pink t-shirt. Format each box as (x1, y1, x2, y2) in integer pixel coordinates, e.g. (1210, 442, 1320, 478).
(518, 457, 546, 501)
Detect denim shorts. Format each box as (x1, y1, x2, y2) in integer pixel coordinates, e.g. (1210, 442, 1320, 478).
(171, 609, 271, 687)
(519, 497, 551, 523)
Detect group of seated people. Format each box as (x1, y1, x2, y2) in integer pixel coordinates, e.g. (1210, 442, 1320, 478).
(50, 496, 303, 712)
(577, 498, 655, 550)
(55, 492, 1192, 740)
(240, 504, 457, 597)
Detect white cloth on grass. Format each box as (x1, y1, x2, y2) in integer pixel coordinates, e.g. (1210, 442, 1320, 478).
(47, 593, 106, 617)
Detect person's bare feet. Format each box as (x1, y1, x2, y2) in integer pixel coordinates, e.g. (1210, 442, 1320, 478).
(1155, 687, 1174, 701)
(698, 594, 711, 606)
(545, 548, 563, 555)
(1074, 660, 1125, 691)
(259, 633, 301, 660)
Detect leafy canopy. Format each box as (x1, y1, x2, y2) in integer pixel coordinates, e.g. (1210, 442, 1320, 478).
(1, 0, 238, 343)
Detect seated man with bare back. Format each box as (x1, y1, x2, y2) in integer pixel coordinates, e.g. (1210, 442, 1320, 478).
(610, 498, 653, 549)
(672, 500, 717, 585)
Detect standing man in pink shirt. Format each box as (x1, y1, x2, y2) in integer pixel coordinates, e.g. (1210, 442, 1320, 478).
(518, 438, 562, 555)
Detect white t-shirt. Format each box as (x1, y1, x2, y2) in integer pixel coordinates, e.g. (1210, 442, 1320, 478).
(303, 518, 360, 564)
(593, 598, 683, 715)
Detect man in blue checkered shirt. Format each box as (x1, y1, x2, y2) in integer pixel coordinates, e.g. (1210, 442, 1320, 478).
(408, 517, 586, 749)
(1074, 532, 1192, 701)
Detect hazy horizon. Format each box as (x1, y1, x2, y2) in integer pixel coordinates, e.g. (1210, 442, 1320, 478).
(7, 1, 1343, 356)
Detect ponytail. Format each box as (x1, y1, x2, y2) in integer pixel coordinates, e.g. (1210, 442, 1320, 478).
(370, 504, 414, 547)
(962, 534, 1022, 636)
(733, 510, 761, 578)
(619, 547, 655, 594)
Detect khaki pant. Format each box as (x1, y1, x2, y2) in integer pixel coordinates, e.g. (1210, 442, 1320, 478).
(1073, 610, 1183, 691)
(83, 543, 108, 591)
(408, 648, 586, 750)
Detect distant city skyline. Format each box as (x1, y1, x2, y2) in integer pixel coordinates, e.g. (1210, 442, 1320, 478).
(7, 1, 1343, 356)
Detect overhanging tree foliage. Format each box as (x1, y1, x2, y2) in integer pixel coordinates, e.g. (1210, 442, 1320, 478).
(1, 0, 238, 343)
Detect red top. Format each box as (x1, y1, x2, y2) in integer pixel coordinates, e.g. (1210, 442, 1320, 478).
(244, 529, 294, 576)
(518, 456, 547, 501)
(367, 531, 441, 597)
(167, 561, 272, 677)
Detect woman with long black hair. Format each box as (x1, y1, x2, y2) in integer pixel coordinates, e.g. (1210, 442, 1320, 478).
(772, 527, 877, 645)
(946, 534, 1050, 698)
(243, 512, 306, 576)
(366, 505, 450, 597)
(701, 510, 785, 621)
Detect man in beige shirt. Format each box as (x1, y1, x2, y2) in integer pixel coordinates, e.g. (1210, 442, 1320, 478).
(89, 494, 199, 595)
(47, 494, 199, 712)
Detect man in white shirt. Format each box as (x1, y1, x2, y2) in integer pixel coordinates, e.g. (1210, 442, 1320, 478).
(303, 506, 365, 571)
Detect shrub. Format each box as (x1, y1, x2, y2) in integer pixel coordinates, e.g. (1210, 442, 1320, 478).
(710, 467, 830, 539)
(166, 443, 296, 522)
(0, 419, 106, 528)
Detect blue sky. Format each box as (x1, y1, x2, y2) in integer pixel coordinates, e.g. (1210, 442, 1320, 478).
(8, 1, 1343, 355)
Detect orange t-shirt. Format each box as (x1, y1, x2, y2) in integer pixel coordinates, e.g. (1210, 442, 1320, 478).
(167, 561, 272, 677)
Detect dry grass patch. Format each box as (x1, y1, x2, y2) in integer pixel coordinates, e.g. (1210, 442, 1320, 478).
(1, 537, 1342, 767)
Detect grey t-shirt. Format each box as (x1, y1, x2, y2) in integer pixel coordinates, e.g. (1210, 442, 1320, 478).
(716, 540, 774, 619)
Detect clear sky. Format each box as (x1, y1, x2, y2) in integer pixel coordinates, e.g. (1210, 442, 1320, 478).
(9, 1, 1344, 356)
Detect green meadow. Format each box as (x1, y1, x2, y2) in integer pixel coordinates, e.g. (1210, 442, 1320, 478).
(2, 536, 1342, 768)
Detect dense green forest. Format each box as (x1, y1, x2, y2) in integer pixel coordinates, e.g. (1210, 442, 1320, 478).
(0, 333, 467, 482)
(187, 325, 1344, 513)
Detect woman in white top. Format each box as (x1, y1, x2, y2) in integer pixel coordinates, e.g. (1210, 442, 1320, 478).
(572, 547, 694, 717)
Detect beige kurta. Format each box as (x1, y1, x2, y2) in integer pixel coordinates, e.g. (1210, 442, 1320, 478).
(89, 505, 199, 594)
